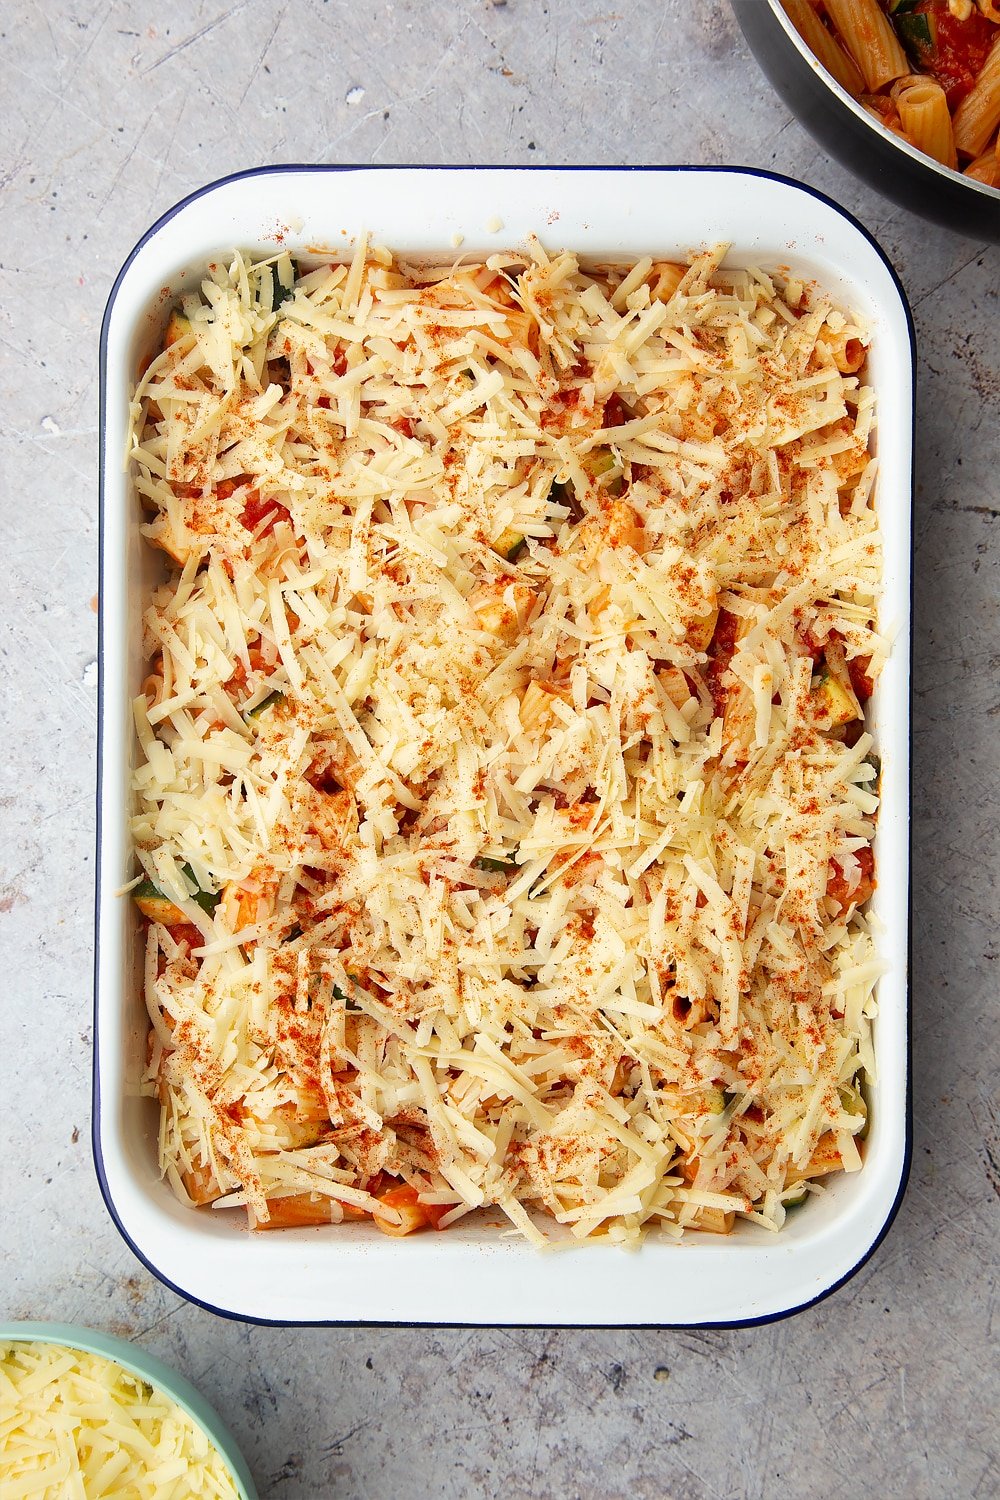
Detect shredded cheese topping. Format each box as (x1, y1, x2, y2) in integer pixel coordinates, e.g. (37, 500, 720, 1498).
(0, 1342, 240, 1498)
(127, 242, 884, 1246)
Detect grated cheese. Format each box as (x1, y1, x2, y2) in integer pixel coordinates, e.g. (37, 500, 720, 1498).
(127, 243, 884, 1245)
(0, 1342, 239, 1499)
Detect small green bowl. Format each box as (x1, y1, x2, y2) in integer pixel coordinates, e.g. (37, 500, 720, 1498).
(0, 1321, 258, 1499)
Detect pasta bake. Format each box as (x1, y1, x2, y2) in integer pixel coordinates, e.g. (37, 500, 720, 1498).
(128, 241, 885, 1246)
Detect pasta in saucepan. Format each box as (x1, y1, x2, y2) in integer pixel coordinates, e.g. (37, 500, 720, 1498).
(782, 0, 1000, 185)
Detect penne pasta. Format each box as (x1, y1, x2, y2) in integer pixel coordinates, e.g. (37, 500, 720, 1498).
(647, 260, 688, 303)
(253, 1192, 346, 1229)
(824, 0, 909, 91)
(181, 1159, 222, 1205)
(817, 321, 868, 374)
(781, 0, 866, 96)
(687, 1206, 736, 1235)
(861, 93, 914, 145)
(964, 146, 1000, 181)
(954, 35, 1000, 154)
(892, 75, 958, 168)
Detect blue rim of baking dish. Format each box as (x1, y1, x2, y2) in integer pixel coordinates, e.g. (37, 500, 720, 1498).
(94, 163, 914, 1329)
(1, 1321, 258, 1496)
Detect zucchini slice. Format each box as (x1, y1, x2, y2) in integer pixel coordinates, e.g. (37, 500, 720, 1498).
(164, 309, 192, 348)
(475, 854, 518, 874)
(838, 1082, 869, 1139)
(245, 688, 285, 720)
(493, 528, 527, 561)
(271, 263, 296, 310)
(583, 447, 625, 497)
(812, 672, 859, 729)
(132, 864, 219, 923)
(782, 1183, 809, 1211)
(133, 881, 186, 926)
(888, 2, 935, 68)
(181, 863, 221, 916)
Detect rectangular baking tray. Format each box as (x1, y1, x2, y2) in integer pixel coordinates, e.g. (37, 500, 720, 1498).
(96, 166, 912, 1326)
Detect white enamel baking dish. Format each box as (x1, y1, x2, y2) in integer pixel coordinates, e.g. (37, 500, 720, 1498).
(96, 167, 912, 1326)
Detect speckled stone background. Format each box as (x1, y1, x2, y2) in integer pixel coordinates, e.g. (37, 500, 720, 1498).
(2, 2, 998, 1497)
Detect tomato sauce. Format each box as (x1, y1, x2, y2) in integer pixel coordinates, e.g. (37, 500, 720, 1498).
(240, 491, 290, 535)
(706, 607, 740, 718)
(602, 392, 629, 429)
(848, 653, 875, 703)
(215, 476, 248, 501)
(906, 3, 996, 108)
(171, 922, 204, 953)
(826, 844, 876, 912)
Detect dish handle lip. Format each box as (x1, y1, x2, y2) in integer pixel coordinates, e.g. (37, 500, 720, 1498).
(94, 163, 914, 1328)
(98, 161, 918, 350)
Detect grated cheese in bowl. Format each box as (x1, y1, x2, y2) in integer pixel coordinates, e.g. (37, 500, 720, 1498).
(0, 1340, 243, 1498)
(126, 239, 884, 1246)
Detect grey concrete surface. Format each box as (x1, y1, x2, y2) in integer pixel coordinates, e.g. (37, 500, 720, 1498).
(1, 3, 998, 1497)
